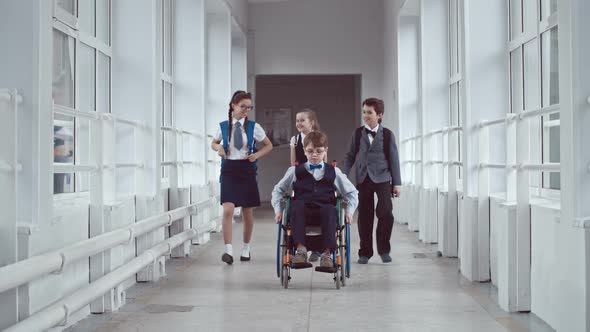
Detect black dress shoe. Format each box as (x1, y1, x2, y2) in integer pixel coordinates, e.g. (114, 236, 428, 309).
(240, 254, 251, 261)
(380, 254, 392, 263)
(358, 256, 370, 264)
(222, 253, 234, 265)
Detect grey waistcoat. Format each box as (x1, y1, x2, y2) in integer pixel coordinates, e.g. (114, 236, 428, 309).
(341, 126, 402, 186)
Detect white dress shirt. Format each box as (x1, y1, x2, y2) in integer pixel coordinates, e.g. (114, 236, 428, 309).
(289, 132, 306, 146)
(364, 123, 380, 145)
(271, 161, 359, 216)
(214, 118, 266, 160)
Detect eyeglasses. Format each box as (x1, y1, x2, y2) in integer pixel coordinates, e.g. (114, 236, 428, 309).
(304, 148, 326, 155)
(239, 104, 254, 111)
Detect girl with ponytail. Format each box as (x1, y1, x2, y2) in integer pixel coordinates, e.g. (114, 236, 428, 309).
(211, 91, 273, 264)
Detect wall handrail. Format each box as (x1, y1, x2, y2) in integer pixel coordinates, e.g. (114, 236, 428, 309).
(53, 163, 99, 173)
(0, 89, 22, 104)
(5, 229, 197, 332)
(401, 134, 423, 143)
(0, 202, 204, 294)
(478, 118, 505, 128)
(479, 163, 507, 169)
(517, 104, 560, 121)
(519, 162, 561, 172)
(54, 105, 100, 120)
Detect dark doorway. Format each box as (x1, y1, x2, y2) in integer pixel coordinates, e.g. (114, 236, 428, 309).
(254, 74, 361, 201)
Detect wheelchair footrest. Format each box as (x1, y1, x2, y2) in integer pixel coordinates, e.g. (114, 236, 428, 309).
(291, 262, 313, 269)
(315, 266, 337, 273)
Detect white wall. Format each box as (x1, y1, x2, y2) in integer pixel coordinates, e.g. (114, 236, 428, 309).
(248, 0, 385, 103)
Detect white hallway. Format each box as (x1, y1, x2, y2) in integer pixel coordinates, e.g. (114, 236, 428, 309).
(0, 0, 589, 331)
(67, 209, 553, 332)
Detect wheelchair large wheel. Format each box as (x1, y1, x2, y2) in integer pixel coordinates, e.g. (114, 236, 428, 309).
(276, 224, 282, 278)
(345, 223, 351, 278)
(339, 246, 346, 287)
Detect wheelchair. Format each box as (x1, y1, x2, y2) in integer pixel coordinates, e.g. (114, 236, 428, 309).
(276, 195, 351, 289)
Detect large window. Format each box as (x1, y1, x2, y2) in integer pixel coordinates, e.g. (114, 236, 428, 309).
(448, 0, 462, 180)
(508, 0, 560, 190)
(52, 0, 112, 194)
(161, 0, 174, 180)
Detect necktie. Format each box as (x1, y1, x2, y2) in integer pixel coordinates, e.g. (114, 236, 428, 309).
(234, 122, 244, 150)
(365, 128, 377, 138)
(309, 163, 323, 170)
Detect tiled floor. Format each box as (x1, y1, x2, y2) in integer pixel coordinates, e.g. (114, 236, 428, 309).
(68, 207, 554, 332)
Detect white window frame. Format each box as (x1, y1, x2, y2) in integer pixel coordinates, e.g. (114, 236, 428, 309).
(160, 0, 175, 182)
(448, 0, 463, 187)
(508, 0, 560, 192)
(52, 0, 112, 195)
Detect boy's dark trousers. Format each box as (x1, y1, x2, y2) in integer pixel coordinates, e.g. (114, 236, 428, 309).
(357, 177, 394, 258)
(290, 200, 337, 251)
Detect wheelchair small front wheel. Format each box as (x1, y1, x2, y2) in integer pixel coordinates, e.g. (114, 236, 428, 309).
(282, 266, 290, 289)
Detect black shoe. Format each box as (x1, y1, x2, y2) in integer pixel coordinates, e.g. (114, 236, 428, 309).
(240, 254, 251, 261)
(358, 256, 369, 264)
(380, 254, 392, 263)
(222, 253, 234, 265)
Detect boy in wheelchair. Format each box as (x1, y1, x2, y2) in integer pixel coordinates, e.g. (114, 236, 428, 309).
(272, 131, 358, 269)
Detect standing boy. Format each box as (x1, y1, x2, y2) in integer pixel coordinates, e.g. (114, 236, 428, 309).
(342, 98, 401, 264)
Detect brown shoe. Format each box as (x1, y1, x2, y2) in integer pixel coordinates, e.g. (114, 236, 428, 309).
(292, 248, 308, 264)
(319, 253, 334, 268)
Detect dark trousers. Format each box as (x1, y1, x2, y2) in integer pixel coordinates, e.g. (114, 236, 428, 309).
(290, 200, 337, 251)
(357, 177, 394, 258)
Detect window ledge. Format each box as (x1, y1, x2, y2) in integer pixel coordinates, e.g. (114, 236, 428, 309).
(529, 197, 561, 212)
(489, 192, 507, 203)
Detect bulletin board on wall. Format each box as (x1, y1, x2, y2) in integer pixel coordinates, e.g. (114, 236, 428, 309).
(261, 107, 292, 147)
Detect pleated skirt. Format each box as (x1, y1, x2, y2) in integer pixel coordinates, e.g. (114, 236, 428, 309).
(220, 159, 261, 208)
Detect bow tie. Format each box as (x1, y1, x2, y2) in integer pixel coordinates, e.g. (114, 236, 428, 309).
(365, 128, 377, 138)
(309, 163, 323, 170)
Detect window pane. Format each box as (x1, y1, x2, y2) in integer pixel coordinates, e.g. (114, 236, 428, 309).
(57, 0, 76, 15)
(545, 113, 560, 189)
(97, 0, 110, 45)
(78, 43, 96, 112)
(78, 0, 96, 36)
(98, 52, 111, 113)
(449, 83, 458, 126)
(163, 0, 173, 75)
(510, 48, 523, 113)
(522, 0, 537, 34)
(449, 0, 457, 76)
(161, 81, 168, 178)
(541, 0, 557, 20)
(524, 40, 541, 188)
(52, 29, 75, 108)
(523, 39, 539, 111)
(54, 115, 75, 194)
(510, 0, 522, 40)
(164, 82, 173, 126)
(541, 27, 559, 106)
(76, 118, 91, 192)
